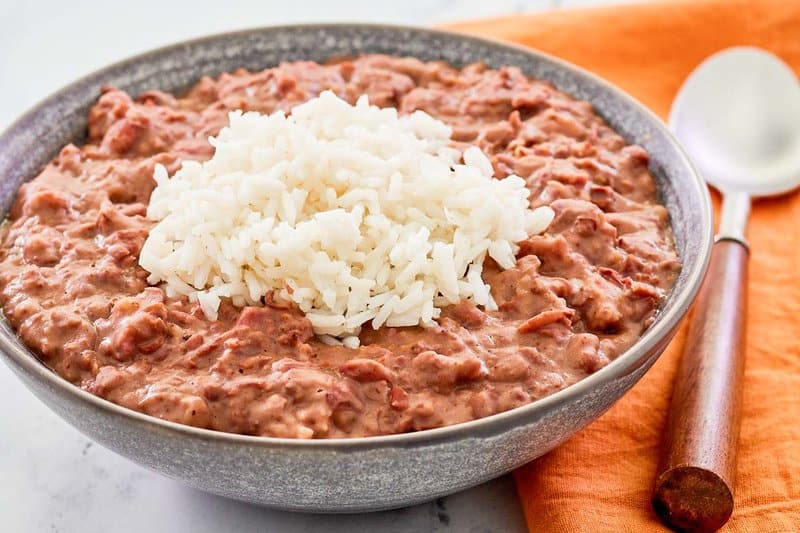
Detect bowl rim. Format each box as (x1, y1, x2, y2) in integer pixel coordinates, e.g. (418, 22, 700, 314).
(0, 22, 713, 450)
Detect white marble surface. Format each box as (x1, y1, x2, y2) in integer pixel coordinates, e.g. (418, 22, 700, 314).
(0, 1, 615, 531)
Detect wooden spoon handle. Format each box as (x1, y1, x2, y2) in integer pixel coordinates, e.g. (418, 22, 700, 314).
(652, 239, 748, 532)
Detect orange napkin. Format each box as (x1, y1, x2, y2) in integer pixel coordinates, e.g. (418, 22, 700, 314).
(447, 1, 800, 531)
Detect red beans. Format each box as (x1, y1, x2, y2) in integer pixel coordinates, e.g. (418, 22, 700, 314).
(0, 55, 680, 438)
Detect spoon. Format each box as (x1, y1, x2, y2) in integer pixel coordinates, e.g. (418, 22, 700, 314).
(652, 48, 800, 532)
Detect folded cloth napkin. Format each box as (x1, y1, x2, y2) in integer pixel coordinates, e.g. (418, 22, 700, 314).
(446, 1, 800, 530)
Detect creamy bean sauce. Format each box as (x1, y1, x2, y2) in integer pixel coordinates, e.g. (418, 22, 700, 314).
(0, 56, 680, 438)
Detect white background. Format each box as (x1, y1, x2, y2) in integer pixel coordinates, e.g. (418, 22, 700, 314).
(1, 1, 623, 531)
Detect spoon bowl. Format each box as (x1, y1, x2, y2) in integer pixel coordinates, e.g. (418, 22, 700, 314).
(670, 47, 800, 197)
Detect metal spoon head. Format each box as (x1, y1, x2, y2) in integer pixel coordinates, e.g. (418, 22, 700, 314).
(670, 47, 800, 198)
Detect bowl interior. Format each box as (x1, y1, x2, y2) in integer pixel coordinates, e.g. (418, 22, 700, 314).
(0, 24, 712, 445)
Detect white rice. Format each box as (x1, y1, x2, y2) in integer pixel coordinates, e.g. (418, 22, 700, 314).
(139, 91, 554, 344)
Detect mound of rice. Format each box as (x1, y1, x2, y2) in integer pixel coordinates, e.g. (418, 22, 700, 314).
(139, 91, 554, 346)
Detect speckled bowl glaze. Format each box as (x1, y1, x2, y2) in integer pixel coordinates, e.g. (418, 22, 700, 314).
(0, 24, 712, 512)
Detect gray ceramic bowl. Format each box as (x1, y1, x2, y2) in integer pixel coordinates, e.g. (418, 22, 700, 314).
(0, 24, 712, 512)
